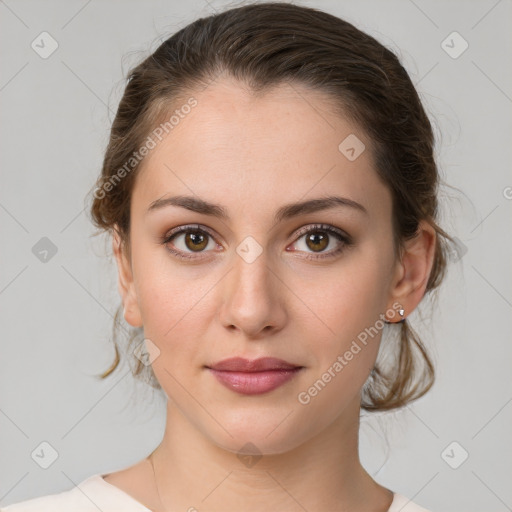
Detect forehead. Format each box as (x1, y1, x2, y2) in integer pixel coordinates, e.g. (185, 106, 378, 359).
(132, 77, 391, 222)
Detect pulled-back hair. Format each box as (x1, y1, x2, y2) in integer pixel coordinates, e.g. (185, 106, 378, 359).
(88, 1, 454, 412)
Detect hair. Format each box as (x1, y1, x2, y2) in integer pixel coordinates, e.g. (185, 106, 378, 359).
(87, 1, 455, 412)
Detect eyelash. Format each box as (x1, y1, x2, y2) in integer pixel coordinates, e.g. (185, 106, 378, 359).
(161, 223, 353, 261)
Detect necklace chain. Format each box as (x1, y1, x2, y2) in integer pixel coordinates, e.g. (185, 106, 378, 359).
(149, 450, 166, 512)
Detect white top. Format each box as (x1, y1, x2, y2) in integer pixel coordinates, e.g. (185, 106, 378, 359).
(0, 474, 434, 511)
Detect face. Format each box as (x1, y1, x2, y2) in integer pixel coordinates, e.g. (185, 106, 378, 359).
(114, 77, 413, 455)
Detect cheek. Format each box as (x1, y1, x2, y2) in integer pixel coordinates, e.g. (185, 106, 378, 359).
(295, 268, 385, 421)
(294, 252, 391, 405)
(132, 237, 206, 327)
(308, 258, 389, 343)
(132, 257, 208, 360)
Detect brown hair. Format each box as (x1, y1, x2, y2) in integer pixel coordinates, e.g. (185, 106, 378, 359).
(87, 1, 454, 412)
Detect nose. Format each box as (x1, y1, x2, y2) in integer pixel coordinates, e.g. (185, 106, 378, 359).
(218, 246, 287, 339)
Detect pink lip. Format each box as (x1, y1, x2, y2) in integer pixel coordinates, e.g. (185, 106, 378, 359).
(206, 357, 303, 395)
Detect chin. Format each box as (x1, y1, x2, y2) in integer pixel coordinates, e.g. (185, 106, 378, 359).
(212, 430, 305, 458)
(200, 409, 318, 457)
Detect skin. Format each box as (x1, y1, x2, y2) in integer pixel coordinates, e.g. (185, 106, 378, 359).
(106, 77, 436, 511)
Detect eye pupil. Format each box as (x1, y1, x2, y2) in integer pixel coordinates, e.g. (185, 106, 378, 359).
(185, 231, 208, 251)
(306, 231, 328, 252)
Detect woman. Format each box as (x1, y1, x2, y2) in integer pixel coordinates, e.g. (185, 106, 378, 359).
(1, 2, 453, 511)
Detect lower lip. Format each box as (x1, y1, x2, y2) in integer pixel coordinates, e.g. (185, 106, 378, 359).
(207, 368, 302, 395)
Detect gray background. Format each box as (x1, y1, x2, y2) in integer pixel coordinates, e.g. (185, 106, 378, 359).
(1, 0, 511, 511)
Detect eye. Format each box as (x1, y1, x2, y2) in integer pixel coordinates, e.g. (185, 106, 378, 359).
(161, 223, 353, 261)
(161, 224, 219, 260)
(287, 223, 352, 260)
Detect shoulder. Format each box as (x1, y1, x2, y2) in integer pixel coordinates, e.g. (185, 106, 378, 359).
(389, 493, 434, 512)
(0, 475, 104, 512)
(0, 474, 149, 512)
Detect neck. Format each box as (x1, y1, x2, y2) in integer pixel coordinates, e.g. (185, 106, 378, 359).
(148, 397, 393, 512)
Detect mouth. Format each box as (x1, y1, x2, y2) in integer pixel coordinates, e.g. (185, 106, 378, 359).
(205, 357, 304, 395)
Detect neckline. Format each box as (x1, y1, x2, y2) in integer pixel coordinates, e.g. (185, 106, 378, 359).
(91, 474, 404, 511)
(95, 473, 153, 511)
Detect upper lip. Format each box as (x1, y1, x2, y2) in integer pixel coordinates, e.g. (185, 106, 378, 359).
(207, 357, 302, 372)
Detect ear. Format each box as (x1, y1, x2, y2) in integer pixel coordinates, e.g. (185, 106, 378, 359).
(386, 220, 437, 321)
(112, 227, 143, 328)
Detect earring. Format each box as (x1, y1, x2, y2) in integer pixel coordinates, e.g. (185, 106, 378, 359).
(384, 308, 405, 324)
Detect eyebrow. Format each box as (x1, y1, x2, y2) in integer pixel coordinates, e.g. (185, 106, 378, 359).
(146, 194, 368, 222)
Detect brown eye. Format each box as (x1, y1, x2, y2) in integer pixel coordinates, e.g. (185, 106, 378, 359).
(289, 224, 352, 260)
(183, 230, 209, 252)
(162, 225, 218, 260)
(304, 231, 329, 252)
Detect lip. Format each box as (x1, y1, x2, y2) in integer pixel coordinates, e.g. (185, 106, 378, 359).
(206, 357, 303, 395)
(207, 357, 300, 372)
